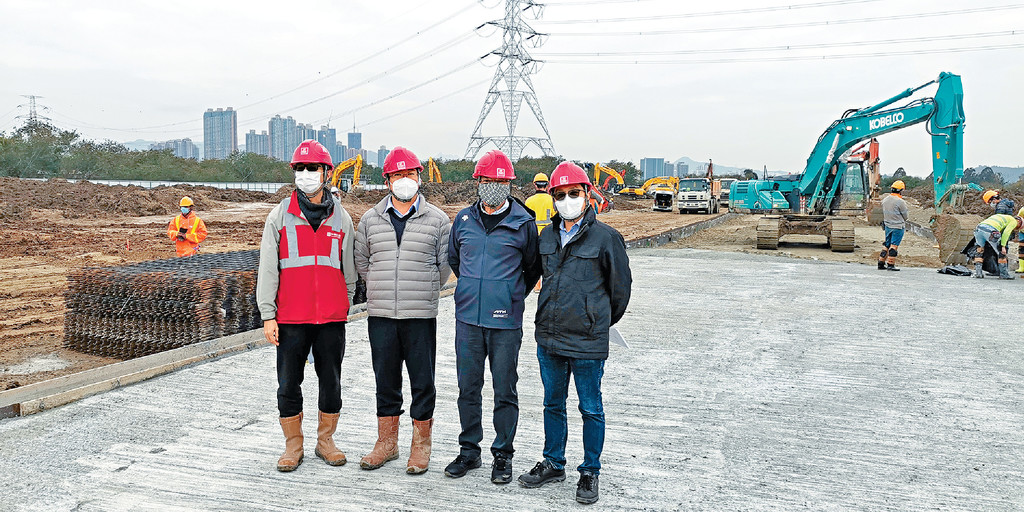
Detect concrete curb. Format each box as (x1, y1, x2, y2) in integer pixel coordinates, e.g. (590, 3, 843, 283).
(625, 213, 736, 249)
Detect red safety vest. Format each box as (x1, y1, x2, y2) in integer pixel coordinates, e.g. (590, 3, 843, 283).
(275, 192, 350, 324)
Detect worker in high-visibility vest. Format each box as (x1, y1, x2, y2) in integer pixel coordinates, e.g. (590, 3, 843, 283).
(524, 173, 554, 293)
(167, 197, 208, 257)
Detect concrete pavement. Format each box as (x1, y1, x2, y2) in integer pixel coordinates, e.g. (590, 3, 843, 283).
(1, 248, 1022, 510)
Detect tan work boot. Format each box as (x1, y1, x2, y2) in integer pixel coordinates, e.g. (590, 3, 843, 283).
(277, 413, 304, 472)
(314, 411, 347, 466)
(360, 416, 400, 470)
(406, 418, 433, 474)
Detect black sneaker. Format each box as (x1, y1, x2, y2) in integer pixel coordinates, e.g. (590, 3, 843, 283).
(491, 453, 512, 484)
(886, 264, 900, 272)
(877, 261, 886, 270)
(444, 454, 481, 478)
(576, 471, 599, 504)
(518, 460, 566, 488)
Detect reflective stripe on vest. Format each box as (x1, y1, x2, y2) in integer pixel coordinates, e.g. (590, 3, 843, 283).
(175, 215, 200, 235)
(279, 197, 343, 270)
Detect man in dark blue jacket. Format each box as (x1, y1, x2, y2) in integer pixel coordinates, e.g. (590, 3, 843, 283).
(518, 162, 631, 505)
(445, 150, 541, 484)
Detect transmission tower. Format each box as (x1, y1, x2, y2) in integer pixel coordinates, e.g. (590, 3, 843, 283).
(465, 0, 556, 161)
(16, 95, 51, 126)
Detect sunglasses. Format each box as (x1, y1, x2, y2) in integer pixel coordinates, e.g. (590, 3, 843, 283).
(552, 189, 585, 201)
(292, 164, 322, 173)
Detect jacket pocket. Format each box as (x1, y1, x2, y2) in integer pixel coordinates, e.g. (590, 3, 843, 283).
(570, 244, 600, 280)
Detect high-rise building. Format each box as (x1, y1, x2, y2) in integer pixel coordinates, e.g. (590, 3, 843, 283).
(245, 130, 270, 157)
(317, 126, 338, 163)
(377, 145, 389, 168)
(269, 115, 298, 161)
(640, 157, 666, 180)
(679, 163, 690, 176)
(296, 123, 318, 144)
(348, 130, 361, 151)
(335, 143, 348, 163)
(203, 107, 237, 160)
(150, 138, 199, 160)
(665, 162, 676, 177)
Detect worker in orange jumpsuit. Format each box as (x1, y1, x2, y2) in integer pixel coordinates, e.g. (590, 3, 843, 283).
(167, 196, 208, 257)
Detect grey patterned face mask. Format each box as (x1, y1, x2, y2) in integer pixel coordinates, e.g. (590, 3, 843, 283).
(478, 182, 511, 207)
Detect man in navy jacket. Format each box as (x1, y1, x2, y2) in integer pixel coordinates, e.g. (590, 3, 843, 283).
(518, 162, 632, 505)
(445, 150, 541, 484)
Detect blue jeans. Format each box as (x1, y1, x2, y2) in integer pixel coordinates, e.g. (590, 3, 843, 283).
(536, 344, 605, 474)
(883, 226, 904, 247)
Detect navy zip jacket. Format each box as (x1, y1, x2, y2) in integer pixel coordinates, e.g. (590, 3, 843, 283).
(535, 206, 632, 359)
(449, 197, 541, 329)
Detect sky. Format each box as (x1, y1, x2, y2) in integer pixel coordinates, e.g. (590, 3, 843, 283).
(1, 0, 1022, 176)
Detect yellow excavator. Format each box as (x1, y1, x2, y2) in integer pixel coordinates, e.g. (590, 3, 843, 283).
(592, 163, 625, 194)
(619, 176, 679, 199)
(330, 154, 363, 192)
(427, 157, 442, 183)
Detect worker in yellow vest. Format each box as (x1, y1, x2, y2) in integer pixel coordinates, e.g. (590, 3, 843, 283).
(525, 173, 554, 293)
(525, 173, 554, 234)
(167, 196, 208, 257)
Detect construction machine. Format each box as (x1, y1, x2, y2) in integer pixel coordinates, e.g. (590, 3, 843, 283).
(592, 163, 626, 194)
(331, 154, 363, 192)
(649, 177, 680, 212)
(620, 176, 680, 199)
(729, 72, 973, 260)
(427, 157, 442, 183)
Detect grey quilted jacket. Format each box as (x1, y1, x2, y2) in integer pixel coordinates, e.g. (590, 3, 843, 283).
(354, 196, 453, 318)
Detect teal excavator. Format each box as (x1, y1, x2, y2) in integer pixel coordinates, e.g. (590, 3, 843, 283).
(730, 72, 977, 262)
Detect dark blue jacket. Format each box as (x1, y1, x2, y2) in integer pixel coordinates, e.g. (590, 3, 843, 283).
(449, 198, 541, 329)
(535, 206, 632, 359)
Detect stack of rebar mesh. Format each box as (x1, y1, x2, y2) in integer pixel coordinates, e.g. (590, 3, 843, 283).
(64, 251, 262, 359)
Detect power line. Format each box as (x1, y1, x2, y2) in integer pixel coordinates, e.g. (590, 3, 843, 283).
(360, 79, 491, 129)
(538, 30, 1022, 57)
(538, 0, 882, 24)
(542, 42, 1024, 64)
(543, 4, 1024, 36)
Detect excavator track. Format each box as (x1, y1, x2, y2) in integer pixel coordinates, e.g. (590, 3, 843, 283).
(828, 218, 856, 253)
(756, 217, 780, 250)
(934, 214, 982, 265)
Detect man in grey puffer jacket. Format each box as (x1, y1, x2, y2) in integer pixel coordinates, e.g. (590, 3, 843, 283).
(354, 146, 452, 475)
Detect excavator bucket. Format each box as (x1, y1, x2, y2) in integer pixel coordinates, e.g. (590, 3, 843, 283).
(933, 213, 981, 265)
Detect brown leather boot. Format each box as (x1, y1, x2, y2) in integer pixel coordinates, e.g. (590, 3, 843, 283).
(277, 413, 304, 472)
(359, 416, 399, 470)
(406, 418, 433, 474)
(314, 411, 347, 466)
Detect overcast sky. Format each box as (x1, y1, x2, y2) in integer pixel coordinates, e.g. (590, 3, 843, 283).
(1, 0, 1021, 176)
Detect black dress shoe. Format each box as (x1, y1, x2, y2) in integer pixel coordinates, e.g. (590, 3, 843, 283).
(444, 454, 481, 478)
(576, 471, 599, 504)
(518, 460, 566, 488)
(491, 453, 512, 484)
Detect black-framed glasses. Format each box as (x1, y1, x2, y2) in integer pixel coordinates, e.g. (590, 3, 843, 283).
(293, 164, 322, 173)
(552, 189, 584, 201)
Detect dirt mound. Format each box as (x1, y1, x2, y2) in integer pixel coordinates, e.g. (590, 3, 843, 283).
(902, 185, 1021, 216)
(0, 178, 276, 219)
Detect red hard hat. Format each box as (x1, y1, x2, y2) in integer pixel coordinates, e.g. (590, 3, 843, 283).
(382, 146, 423, 176)
(547, 162, 592, 192)
(291, 140, 334, 169)
(473, 150, 516, 180)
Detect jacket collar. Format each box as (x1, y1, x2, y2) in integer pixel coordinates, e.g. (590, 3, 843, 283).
(374, 194, 426, 219)
(468, 196, 533, 230)
(287, 190, 340, 224)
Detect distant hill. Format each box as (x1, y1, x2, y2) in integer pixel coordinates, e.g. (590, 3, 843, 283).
(981, 165, 1024, 183)
(672, 156, 746, 177)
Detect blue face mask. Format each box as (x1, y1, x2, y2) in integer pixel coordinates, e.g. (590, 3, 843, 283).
(181, 207, 191, 216)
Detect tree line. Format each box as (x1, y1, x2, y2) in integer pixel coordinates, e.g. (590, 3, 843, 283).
(0, 121, 644, 187)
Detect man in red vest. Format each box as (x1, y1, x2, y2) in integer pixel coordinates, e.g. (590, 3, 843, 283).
(256, 139, 357, 472)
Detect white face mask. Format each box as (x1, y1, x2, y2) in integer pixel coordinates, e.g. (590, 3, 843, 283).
(390, 177, 420, 202)
(294, 170, 322, 195)
(555, 195, 586, 220)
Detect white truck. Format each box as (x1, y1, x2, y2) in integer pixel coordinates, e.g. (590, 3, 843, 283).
(718, 178, 736, 209)
(676, 178, 721, 214)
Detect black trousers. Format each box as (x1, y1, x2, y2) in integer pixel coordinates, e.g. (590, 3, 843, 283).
(454, 320, 522, 459)
(367, 317, 437, 420)
(276, 321, 346, 418)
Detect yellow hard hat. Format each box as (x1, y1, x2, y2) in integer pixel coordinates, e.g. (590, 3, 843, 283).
(983, 190, 999, 204)
(1018, 207, 1024, 218)
(891, 180, 905, 191)
(179, 196, 194, 207)
(533, 172, 549, 183)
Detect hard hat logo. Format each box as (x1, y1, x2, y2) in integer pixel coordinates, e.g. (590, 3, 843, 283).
(560, 176, 568, 185)
(397, 161, 407, 170)
(300, 147, 309, 155)
(497, 168, 506, 177)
